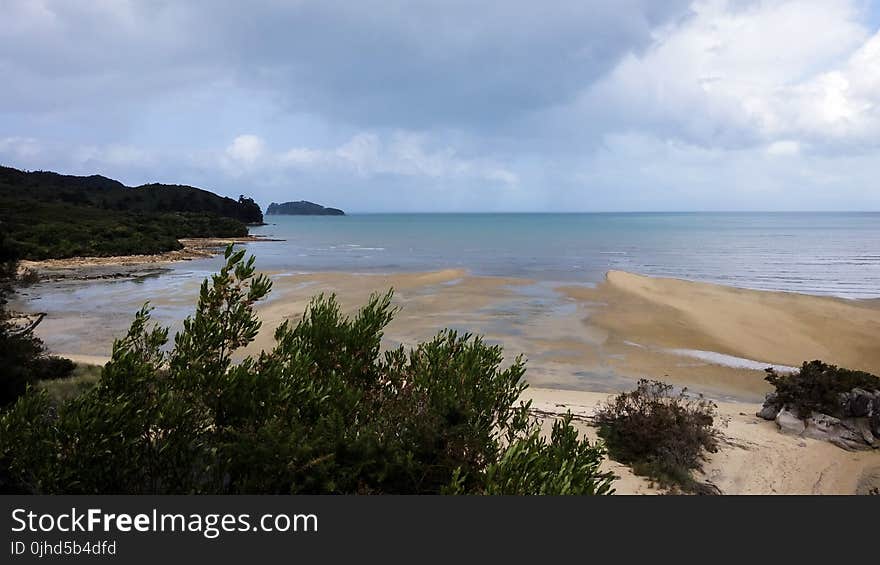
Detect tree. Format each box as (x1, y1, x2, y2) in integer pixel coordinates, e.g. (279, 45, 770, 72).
(0, 246, 614, 495)
(0, 224, 74, 408)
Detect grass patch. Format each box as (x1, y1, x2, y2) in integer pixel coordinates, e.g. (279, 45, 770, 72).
(37, 363, 102, 403)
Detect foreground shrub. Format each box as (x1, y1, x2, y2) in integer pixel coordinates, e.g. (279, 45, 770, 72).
(595, 380, 723, 494)
(0, 247, 614, 495)
(764, 361, 880, 419)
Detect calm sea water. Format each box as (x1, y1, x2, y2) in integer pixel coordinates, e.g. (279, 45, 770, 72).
(209, 212, 880, 299)
(16, 212, 880, 363)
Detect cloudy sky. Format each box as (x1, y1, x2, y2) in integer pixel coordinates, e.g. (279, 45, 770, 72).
(2, 0, 880, 211)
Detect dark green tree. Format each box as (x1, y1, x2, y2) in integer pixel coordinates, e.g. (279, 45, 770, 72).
(0, 225, 74, 408)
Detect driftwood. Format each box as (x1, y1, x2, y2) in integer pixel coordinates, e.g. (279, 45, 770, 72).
(9, 312, 46, 336)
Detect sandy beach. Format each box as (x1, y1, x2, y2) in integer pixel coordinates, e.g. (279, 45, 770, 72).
(565, 271, 880, 376)
(16, 236, 275, 280)
(525, 387, 880, 495)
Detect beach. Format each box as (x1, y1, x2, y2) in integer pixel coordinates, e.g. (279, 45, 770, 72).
(525, 387, 880, 495)
(11, 225, 880, 494)
(17, 256, 880, 402)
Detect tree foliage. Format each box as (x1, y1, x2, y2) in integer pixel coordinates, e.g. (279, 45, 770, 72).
(764, 360, 880, 419)
(0, 247, 614, 495)
(0, 166, 262, 259)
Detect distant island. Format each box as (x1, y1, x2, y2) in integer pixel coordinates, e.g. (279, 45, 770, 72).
(267, 201, 345, 216)
(0, 166, 264, 260)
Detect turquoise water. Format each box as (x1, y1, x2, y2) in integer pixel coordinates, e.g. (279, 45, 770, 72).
(206, 212, 880, 298)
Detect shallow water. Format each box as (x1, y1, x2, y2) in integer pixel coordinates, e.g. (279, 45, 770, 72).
(234, 212, 880, 298)
(11, 212, 880, 397)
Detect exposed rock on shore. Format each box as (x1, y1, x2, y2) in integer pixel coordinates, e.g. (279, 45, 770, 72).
(758, 388, 880, 451)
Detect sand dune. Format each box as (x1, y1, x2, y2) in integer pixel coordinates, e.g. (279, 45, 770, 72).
(563, 270, 880, 376)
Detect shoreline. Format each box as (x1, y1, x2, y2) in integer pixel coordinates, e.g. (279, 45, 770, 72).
(16, 264, 880, 401)
(16, 235, 280, 281)
(562, 270, 880, 377)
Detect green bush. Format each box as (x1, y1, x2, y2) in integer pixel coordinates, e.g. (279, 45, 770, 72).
(0, 247, 614, 495)
(0, 227, 75, 407)
(764, 361, 880, 419)
(595, 380, 722, 494)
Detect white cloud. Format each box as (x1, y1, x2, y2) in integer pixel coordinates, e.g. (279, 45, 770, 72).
(3, 1, 880, 211)
(583, 0, 879, 147)
(225, 134, 265, 165)
(0, 137, 156, 170)
(765, 140, 801, 157)
(570, 131, 880, 210)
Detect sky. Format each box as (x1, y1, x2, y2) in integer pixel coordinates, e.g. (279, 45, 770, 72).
(2, 0, 880, 212)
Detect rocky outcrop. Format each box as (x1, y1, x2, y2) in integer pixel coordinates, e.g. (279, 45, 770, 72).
(757, 393, 781, 420)
(758, 389, 880, 451)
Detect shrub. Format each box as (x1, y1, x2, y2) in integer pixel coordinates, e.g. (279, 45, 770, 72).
(0, 246, 614, 495)
(764, 360, 880, 419)
(594, 380, 723, 494)
(0, 227, 74, 407)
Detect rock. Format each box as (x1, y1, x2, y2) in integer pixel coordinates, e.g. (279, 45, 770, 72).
(829, 437, 872, 452)
(774, 408, 874, 450)
(757, 393, 780, 420)
(775, 409, 805, 435)
(757, 403, 780, 420)
(803, 413, 871, 451)
(842, 388, 875, 418)
(801, 412, 838, 442)
(840, 417, 877, 445)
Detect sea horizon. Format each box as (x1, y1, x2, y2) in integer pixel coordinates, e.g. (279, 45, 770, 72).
(239, 211, 880, 299)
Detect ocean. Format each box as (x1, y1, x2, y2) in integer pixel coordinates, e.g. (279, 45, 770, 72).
(14, 211, 880, 387)
(228, 212, 880, 299)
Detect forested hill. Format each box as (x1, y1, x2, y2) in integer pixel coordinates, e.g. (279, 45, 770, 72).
(267, 200, 345, 215)
(0, 166, 263, 223)
(0, 166, 264, 260)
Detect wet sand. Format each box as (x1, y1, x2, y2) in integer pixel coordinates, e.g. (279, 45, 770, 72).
(248, 268, 880, 401)
(17, 236, 275, 281)
(21, 267, 880, 402)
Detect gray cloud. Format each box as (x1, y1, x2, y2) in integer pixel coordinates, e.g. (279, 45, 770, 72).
(1, 0, 879, 211)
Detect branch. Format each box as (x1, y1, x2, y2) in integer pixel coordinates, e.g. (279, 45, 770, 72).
(10, 312, 46, 336)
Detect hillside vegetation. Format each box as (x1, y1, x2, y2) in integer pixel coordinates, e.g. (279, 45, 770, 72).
(0, 166, 263, 259)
